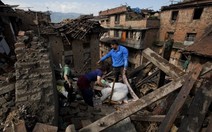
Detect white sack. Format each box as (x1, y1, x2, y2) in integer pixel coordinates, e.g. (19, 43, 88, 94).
(101, 82, 128, 102)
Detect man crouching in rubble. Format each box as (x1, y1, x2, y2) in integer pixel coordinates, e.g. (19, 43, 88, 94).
(97, 39, 128, 82)
(77, 64, 109, 106)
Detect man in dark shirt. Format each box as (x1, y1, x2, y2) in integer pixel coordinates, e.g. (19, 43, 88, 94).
(97, 40, 128, 82)
(77, 64, 109, 106)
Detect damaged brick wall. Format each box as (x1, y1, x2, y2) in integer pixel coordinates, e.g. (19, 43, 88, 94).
(159, 6, 212, 42)
(14, 31, 58, 125)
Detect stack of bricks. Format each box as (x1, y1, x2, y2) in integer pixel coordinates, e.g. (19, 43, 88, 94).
(14, 31, 58, 125)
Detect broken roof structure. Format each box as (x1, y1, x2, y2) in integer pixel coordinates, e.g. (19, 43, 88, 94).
(184, 31, 212, 58)
(43, 17, 105, 41)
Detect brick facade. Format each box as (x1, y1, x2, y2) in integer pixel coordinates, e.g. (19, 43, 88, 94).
(159, 0, 212, 68)
(160, 6, 212, 42)
(99, 6, 159, 68)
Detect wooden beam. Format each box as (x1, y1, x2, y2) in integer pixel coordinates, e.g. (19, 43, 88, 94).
(157, 39, 173, 87)
(158, 64, 202, 132)
(136, 69, 160, 88)
(130, 115, 165, 122)
(178, 76, 212, 132)
(200, 62, 212, 77)
(79, 74, 187, 132)
(128, 62, 151, 78)
(142, 48, 184, 79)
(122, 74, 139, 100)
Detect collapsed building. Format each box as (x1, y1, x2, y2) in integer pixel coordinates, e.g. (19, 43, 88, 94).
(0, 0, 211, 132)
(15, 9, 51, 32)
(41, 16, 105, 75)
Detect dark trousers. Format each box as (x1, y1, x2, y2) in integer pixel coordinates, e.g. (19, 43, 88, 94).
(64, 82, 75, 102)
(113, 66, 124, 82)
(77, 76, 94, 106)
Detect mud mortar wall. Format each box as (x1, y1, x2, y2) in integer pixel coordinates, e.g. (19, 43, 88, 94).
(14, 31, 58, 125)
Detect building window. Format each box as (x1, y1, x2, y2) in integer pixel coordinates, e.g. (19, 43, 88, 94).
(115, 14, 120, 24)
(106, 19, 110, 24)
(186, 33, 196, 41)
(171, 11, 179, 20)
(83, 43, 90, 49)
(193, 7, 203, 20)
(101, 20, 104, 24)
(167, 32, 174, 40)
(126, 31, 133, 39)
(114, 30, 119, 37)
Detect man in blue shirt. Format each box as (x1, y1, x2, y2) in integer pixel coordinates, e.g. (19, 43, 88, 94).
(97, 40, 128, 82)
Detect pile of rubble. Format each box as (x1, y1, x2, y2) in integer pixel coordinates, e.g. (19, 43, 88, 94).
(78, 48, 211, 132)
(0, 82, 15, 131)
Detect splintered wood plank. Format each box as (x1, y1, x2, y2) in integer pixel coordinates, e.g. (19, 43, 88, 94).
(178, 75, 212, 132)
(158, 64, 202, 132)
(128, 62, 151, 78)
(79, 74, 187, 132)
(142, 48, 184, 79)
(32, 123, 58, 132)
(130, 115, 165, 122)
(157, 39, 173, 87)
(122, 74, 139, 100)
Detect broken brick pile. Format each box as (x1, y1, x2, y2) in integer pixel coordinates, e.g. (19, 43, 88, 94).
(14, 31, 58, 125)
(0, 82, 15, 130)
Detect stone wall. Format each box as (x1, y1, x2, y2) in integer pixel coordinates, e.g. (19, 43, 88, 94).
(14, 31, 58, 125)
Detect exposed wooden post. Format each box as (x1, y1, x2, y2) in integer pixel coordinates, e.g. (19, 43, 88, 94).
(158, 64, 202, 132)
(79, 74, 187, 132)
(142, 48, 184, 79)
(178, 75, 212, 132)
(109, 78, 116, 105)
(157, 39, 173, 87)
(122, 74, 139, 100)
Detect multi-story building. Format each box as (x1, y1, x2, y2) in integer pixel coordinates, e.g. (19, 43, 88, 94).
(159, 0, 212, 67)
(99, 6, 159, 69)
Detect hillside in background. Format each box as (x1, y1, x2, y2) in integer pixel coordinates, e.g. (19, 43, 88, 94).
(50, 12, 82, 23)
